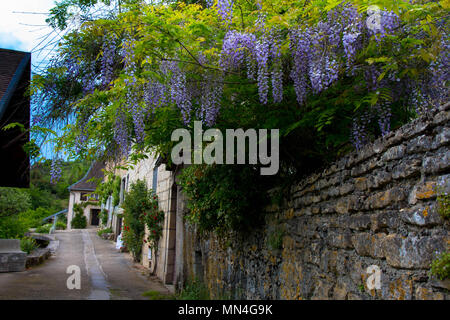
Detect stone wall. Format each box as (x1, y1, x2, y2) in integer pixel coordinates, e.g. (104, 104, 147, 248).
(182, 104, 450, 300)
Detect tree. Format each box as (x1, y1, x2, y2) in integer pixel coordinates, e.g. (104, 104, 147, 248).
(0, 188, 31, 218)
(32, 0, 449, 234)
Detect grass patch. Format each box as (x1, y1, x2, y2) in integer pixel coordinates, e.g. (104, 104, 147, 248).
(20, 237, 37, 254)
(35, 223, 52, 234)
(97, 227, 113, 237)
(176, 279, 210, 300)
(142, 290, 174, 300)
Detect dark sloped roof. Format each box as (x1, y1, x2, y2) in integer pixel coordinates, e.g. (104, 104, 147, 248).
(69, 161, 105, 192)
(0, 48, 30, 120)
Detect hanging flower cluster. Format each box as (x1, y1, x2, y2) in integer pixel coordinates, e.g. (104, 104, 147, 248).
(50, 158, 62, 184)
(31, 0, 449, 166)
(101, 34, 116, 86)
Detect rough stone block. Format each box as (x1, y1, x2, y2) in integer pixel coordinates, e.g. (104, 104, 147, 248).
(351, 233, 385, 258)
(311, 279, 333, 300)
(354, 177, 368, 191)
(382, 274, 413, 300)
(339, 183, 355, 196)
(406, 135, 433, 154)
(382, 145, 406, 162)
(392, 159, 421, 180)
(431, 126, 450, 149)
(432, 110, 450, 125)
(370, 212, 399, 232)
(347, 293, 363, 300)
(368, 187, 406, 209)
(333, 280, 348, 300)
(319, 249, 338, 274)
(415, 285, 445, 300)
(400, 204, 442, 227)
(327, 231, 353, 249)
(408, 181, 437, 205)
(335, 195, 358, 214)
(423, 150, 450, 174)
(437, 174, 450, 194)
(346, 215, 371, 231)
(382, 234, 446, 269)
(367, 170, 392, 190)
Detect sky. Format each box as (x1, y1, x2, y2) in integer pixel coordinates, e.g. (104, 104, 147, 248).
(0, 1, 66, 160)
(0, 1, 59, 72)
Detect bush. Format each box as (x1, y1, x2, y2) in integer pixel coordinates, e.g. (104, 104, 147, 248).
(431, 252, 450, 281)
(20, 237, 37, 254)
(71, 212, 87, 229)
(71, 204, 87, 229)
(100, 209, 108, 226)
(112, 176, 121, 207)
(0, 207, 53, 239)
(122, 180, 153, 262)
(55, 221, 66, 230)
(178, 164, 269, 236)
(36, 224, 52, 234)
(176, 279, 210, 300)
(97, 227, 113, 237)
(142, 193, 164, 250)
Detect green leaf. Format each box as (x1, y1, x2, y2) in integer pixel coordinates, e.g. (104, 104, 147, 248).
(2, 122, 25, 132)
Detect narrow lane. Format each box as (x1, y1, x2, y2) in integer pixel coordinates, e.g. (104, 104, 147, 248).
(0, 229, 171, 300)
(81, 229, 110, 300)
(0, 230, 91, 299)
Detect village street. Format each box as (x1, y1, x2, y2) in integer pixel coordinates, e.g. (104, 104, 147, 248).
(0, 229, 171, 300)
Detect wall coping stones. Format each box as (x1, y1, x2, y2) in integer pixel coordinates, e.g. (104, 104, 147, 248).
(291, 105, 450, 199)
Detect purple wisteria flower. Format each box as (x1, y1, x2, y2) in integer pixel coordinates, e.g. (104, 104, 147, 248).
(50, 158, 62, 184)
(289, 27, 311, 105)
(101, 34, 116, 86)
(218, 0, 233, 24)
(255, 35, 270, 104)
(114, 109, 130, 158)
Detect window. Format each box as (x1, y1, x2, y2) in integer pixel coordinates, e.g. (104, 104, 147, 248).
(119, 177, 126, 204)
(80, 192, 98, 202)
(152, 167, 158, 193)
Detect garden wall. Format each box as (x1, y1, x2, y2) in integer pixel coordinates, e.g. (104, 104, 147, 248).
(182, 103, 450, 300)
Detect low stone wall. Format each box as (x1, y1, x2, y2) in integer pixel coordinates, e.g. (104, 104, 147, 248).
(26, 248, 51, 268)
(0, 239, 26, 272)
(183, 104, 450, 300)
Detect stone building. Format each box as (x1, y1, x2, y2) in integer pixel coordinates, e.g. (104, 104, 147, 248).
(67, 161, 105, 230)
(103, 154, 185, 289)
(0, 48, 31, 188)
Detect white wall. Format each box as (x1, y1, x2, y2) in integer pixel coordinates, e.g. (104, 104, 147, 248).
(67, 191, 101, 229)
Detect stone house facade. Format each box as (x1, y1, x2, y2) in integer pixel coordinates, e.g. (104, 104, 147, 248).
(67, 161, 105, 229)
(104, 154, 185, 288)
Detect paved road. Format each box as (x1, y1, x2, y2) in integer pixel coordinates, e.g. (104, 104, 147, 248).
(0, 229, 171, 300)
